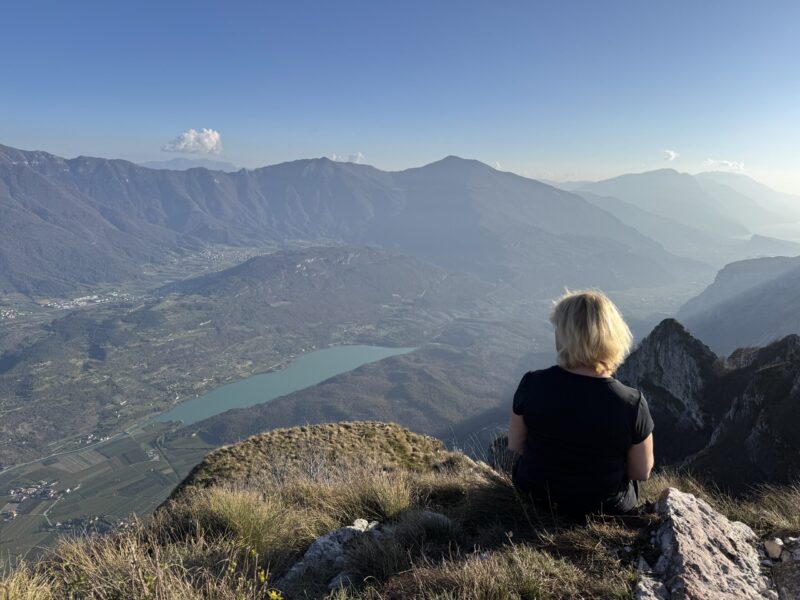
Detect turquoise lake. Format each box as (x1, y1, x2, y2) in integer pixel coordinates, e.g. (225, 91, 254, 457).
(155, 345, 416, 425)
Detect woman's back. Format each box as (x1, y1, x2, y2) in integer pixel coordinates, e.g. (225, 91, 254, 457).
(512, 365, 653, 516)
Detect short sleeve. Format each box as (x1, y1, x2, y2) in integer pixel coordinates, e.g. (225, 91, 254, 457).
(632, 391, 655, 444)
(512, 372, 533, 415)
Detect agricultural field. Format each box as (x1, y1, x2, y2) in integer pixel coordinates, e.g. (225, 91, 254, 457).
(0, 422, 214, 561)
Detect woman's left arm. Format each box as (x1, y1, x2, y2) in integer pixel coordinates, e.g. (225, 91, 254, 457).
(627, 433, 654, 481)
(508, 412, 527, 455)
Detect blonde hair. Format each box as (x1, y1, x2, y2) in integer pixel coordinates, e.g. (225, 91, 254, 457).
(549, 289, 633, 374)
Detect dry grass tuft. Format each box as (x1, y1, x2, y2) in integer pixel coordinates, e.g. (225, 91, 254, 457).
(29, 526, 275, 599)
(165, 487, 322, 574)
(279, 470, 413, 526)
(720, 482, 800, 535)
(643, 470, 800, 536)
(377, 544, 633, 600)
(0, 565, 54, 600)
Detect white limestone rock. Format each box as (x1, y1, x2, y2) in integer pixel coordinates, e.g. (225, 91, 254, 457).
(765, 538, 784, 560)
(635, 488, 775, 599)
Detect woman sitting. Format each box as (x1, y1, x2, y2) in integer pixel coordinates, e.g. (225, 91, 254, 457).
(508, 290, 654, 517)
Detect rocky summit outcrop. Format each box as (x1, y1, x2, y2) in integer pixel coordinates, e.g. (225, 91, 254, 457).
(636, 488, 774, 600)
(618, 319, 800, 491)
(617, 319, 720, 464)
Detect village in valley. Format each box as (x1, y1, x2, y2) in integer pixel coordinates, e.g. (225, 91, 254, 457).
(1, 480, 118, 536)
(1, 480, 73, 523)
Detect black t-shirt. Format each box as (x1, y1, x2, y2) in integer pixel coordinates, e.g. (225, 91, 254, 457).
(511, 365, 654, 516)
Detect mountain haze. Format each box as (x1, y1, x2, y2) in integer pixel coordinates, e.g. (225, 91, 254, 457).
(697, 171, 800, 222)
(579, 169, 752, 238)
(0, 145, 709, 297)
(678, 257, 800, 354)
(576, 169, 800, 266)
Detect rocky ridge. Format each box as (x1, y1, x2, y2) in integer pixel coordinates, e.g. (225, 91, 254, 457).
(617, 319, 800, 491)
(277, 486, 800, 599)
(617, 319, 719, 463)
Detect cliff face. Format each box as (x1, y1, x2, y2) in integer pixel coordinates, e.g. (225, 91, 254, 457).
(684, 334, 800, 490)
(618, 319, 800, 491)
(616, 319, 719, 464)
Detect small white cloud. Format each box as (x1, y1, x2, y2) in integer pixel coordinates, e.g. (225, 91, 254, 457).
(331, 152, 365, 164)
(348, 152, 365, 164)
(703, 158, 744, 171)
(162, 128, 223, 155)
(664, 149, 679, 161)
(494, 161, 502, 170)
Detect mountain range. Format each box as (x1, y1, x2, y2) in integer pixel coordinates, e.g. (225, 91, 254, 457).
(0, 145, 719, 297)
(567, 169, 800, 266)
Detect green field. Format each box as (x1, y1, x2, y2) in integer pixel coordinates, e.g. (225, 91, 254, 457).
(0, 422, 214, 561)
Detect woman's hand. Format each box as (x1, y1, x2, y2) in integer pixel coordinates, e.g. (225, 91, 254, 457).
(508, 412, 527, 455)
(627, 433, 654, 481)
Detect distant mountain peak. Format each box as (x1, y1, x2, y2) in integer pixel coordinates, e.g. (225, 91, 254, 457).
(616, 318, 719, 463)
(645, 168, 680, 175)
(139, 157, 239, 172)
(637, 318, 719, 373)
(723, 332, 800, 369)
(647, 317, 694, 338)
(407, 155, 494, 177)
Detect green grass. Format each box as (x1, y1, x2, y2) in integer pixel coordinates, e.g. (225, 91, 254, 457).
(173, 421, 448, 494)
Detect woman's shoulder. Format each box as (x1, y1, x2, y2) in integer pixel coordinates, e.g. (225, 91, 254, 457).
(519, 365, 561, 385)
(515, 366, 563, 397)
(513, 366, 560, 413)
(607, 377, 642, 406)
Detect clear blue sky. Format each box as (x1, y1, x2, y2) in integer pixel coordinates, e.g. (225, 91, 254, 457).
(2, 1, 799, 191)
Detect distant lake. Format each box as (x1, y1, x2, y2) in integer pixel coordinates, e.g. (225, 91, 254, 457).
(155, 345, 416, 425)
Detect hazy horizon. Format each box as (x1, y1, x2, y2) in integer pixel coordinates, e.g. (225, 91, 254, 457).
(5, 141, 798, 199)
(3, 1, 799, 193)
